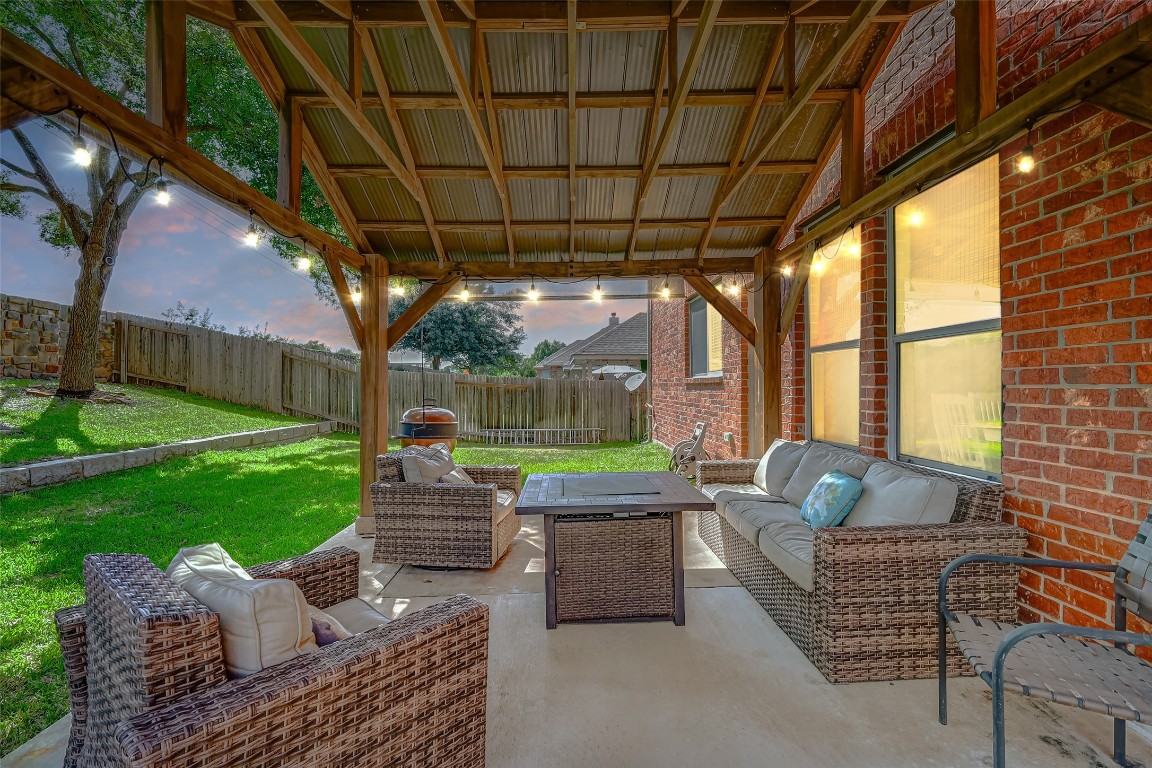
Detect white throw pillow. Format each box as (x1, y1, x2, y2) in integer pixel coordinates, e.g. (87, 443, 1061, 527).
(401, 443, 459, 484)
(166, 543, 317, 678)
(439, 466, 475, 484)
(753, 439, 809, 496)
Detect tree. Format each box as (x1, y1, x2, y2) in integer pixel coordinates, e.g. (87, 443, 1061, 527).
(388, 288, 526, 371)
(161, 302, 225, 331)
(0, 1, 346, 395)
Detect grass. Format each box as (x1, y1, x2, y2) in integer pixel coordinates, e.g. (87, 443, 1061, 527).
(0, 434, 668, 754)
(0, 379, 310, 466)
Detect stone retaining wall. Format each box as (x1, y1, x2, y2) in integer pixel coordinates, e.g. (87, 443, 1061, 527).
(0, 421, 334, 495)
(1, 294, 117, 380)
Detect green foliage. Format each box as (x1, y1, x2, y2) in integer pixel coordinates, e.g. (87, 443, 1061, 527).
(34, 210, 75, 252)
(0, 173, 28, 218)
(387, 288, 527, 371)
(0, 379, 307, 465)
(160, 301, 225, 331)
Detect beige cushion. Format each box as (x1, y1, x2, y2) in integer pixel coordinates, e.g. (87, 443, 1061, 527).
(401, 443, 457, 484)
(166, 543, 317, 678)
(753, 439, 809, 496)
(440, 466, 475, 484)
(781, 443, 875, 507)
(700, 483, 779, 516)
(322, 598, 391, 634)
(758, 521, 816, 592)
(308, 604, 353, 641)
(843, 462, 960, 527)
(724, 500, 802, 545)
(496, 489, 518, 522)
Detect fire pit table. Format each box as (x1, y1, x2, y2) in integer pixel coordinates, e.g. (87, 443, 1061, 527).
(516, 471, 716, 629)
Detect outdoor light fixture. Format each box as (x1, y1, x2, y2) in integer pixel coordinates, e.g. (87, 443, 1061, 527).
(660, 277, 671, 299)
(527, 279, 539, 302)
(72, 133, 92, 167)
(295, 256, 311, 271)
(907, 208, 924, 227)
(459, 280, 471, 302)
(244, 222, 260, 247)
(846, 240, 862, 258)
(1016, 122, 1036, 173)
(591, 278, 603, 302)
(393, 282, 406, 297)
(811, 258, 826, 276)
(726, 275, 741, 297)
(351, 289, 362, 304)
(781, 264, 794, 277)
(153, 179, 171, 206)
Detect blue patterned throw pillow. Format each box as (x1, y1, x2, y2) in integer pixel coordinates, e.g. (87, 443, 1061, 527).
(799, 470, 864, 529)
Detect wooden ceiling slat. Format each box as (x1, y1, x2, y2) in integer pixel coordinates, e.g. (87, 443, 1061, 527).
(325, 161, 817, 179)
(361, 217, 784, 233)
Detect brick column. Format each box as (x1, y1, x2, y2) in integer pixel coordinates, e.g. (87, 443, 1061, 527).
(781, 293, 806, 440)
(859, 215, 889, 457)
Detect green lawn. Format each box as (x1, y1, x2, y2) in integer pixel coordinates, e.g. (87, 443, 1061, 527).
(0, 435, 668, 754)
(0, 379, 310, 466)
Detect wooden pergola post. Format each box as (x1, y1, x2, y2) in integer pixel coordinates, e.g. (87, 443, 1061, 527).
(748, 250, 782, 457)
(356, 254, 389, 535)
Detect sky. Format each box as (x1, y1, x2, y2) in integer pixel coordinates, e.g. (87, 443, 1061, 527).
(0, 123, 646, 354)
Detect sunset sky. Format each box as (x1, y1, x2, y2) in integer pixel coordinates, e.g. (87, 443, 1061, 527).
(0, 124, 646, 354)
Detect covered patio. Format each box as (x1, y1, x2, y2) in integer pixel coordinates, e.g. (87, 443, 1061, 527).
(3, 0, 1150, 766)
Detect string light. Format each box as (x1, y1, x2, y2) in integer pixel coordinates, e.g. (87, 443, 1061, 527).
(660, 276, 671, 299)
(393, 281, 406, 297)
(591, 278, 603, 302)
(295, 255, 311, 271)
(72, 133, 91, 167)
(1017, 123, 1036, 173)
(244, 210, 261, 247)
(725, 274, 741, 297)
(153, 178, 171, 206)
(781, 264, 794, 277)
(907, 208, 924, 227)
(527, 278, 539, 302)
(459, 279, 471, 302)
(351, 289, 362, 304)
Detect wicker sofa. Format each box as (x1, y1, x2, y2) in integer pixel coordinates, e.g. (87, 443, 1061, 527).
(697, 440, 1026, 683)
(371, 448, 523, 568)
(54, 547, 488, 768)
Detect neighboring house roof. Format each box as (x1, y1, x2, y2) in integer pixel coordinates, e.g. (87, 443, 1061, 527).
(536, 312, 648, 370)
(388, 350, 454, 370)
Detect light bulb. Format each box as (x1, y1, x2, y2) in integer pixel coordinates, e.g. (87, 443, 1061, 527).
(527, 283, 539, 301)
(72, 135, 91, 167)
(295, 256, 311, 271)
(846, 241, 862, 258)
(244, 222, 260, 247)
(393, 282, 406, 297)
(154, 180, 170, 206)
(726, 280, 741, 297)
(351, 289, 362, 304)
(1017, 145, 1035, 173)
(907, 209, 924, 227)
(592, 282, 603, 302)
(811, 259, 826, 276)
(660, 279, 671, 299)
(781, 264, 794, 277)
(460, 286, 470, 302)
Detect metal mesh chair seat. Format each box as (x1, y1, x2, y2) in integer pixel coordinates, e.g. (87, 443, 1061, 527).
(948, 612, 1152, 721)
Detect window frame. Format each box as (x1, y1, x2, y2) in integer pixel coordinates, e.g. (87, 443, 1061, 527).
(688, 295, 723, 378)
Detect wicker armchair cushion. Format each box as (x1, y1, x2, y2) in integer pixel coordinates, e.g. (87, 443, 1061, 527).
(401, 443, 459, 483)
(496, 489, 518, 522)
(376, 447, 425, 482)
(166, 544, 318, 678)
(754, 438, 809, 496)
(843, 462, 959, 527)
(781, 443, 875, 507)
(323, 598, 392, 634)
(757, 519, 815, 592)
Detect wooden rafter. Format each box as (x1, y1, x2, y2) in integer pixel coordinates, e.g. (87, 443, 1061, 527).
(682, 270, 757, 346)
(473, 29, 515, 267)
(452, 0, 477, 21)
(625, 0, 724, 260)
(325, 161, 817, 179)
(1089, 62, 1152, 128)
(778, 241, 814, 337)
(360, 216, 785, 232)
(628, 29, 670, 262)
(0, 31, 364, 270)
(387, 274, 464, 349)
(419, 0, 516, 266)
(315, 0, 351, 19)
(248, 0, 419, 199)
(348, 16, 363, 103)
(567, 0, 578, 260)
(391, 256, 755, 280)
(953, 0, 997, 134)
(144, 0, 187, 141)
(840, 87, 864, 205)
(359, 26, 449, 268)
(320, 250, 364, 348)
(276, 95, 302, 214)
(289, 87, 853, 110)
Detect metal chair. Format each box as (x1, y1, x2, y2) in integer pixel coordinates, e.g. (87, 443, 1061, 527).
(938, 507, 1152, 768)
(668, 421, 710, 480)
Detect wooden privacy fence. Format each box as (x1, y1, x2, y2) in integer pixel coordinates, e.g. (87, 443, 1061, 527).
(115, 314, 641, 441)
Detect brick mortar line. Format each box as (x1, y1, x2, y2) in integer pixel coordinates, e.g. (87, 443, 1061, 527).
(0, 422, 335, 495)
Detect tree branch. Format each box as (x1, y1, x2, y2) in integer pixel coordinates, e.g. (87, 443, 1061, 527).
(10, 127, 91, 246)
(64, 27, 90, 82)
(0, 159, 41, 182)
(28, 25, 78, 75)
(0, 182, 54, 203)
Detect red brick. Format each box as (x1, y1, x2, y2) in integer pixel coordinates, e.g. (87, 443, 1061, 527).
(1115, 342, 1152, 363)
(1045, 425, 1110, 448)
(1063, 447, 1134, 473)
(1060, 235, 1134, 267)
(1042, 463, 1107, 489)
(1115, 432, 1152, 454)
(1045, 304, 1109, 327)
(1060, 278, 1134, 306)
(1061, 365, 1131, 385)
(1042, 179, 1105, 215)
(1114, 296, 1152, 318)
(1063, 322, 1132, 345)
(1065, 488, 1136, 518)
(1066, 407, 1135, 429)
(1044, 346, 1108, 366)
(1114, 476, 1152, 501)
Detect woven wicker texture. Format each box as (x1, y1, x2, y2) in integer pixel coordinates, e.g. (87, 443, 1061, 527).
(247, 546, 359, 608)
(53, 605, 88, 768)
(1117, 511, 1152, 623)
(949, 613, 1152, 720)
(372, 452, 522, 568)
(554, 517, 675, 622)
(696, 445, 1023, 682)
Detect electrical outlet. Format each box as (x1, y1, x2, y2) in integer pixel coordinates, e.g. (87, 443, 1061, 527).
(723, 432, 733, 441)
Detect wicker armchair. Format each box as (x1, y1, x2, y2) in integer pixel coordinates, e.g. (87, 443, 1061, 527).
(697, 455, 1026, 683)
(54, 547, 488, 768)
(371, 449, 523, 568)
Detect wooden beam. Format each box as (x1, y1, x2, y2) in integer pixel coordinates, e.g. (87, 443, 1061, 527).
(627, 0, 724, 259)
(348, 17, 363, 103)
(567, 0, 579, 261)
(360, 26, 449, 267)
(773, 14, 1152, 268)
(628, 27, 671, 261)
(0, 31, 364, 271)
(145, 0, 187, 141)
(782, 14, 795, 100)
(778, 242, 814, 338)
(360, 216, 785, 232)
(325, 160, 817, 179)
(290, 87, 853, 110)
(248, 0, 419, 199)
(316, 0, 352, 19)
(320, 250, 364, 348)
(453, 0, 478, 21)
(682, 270, 757, 346)
(276, 96, 302, 214)
(722, 2, 882, 212)
(953, 0, 997, 134)
(389, 255, 756, 280)
(473, 30, 516, 266)
(387, 274, 463, 349)
(753, 248, 783, 448)
(1088, 60, 1152, 128)
(840, 87, 864, 205)
(356, 253, 388, 534)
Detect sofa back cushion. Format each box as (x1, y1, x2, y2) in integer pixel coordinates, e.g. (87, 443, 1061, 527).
(753, 439, 809, 496)
(781, 443, 875, 507)
(842, 462, 960, 527)
(166, 543, 317, 678)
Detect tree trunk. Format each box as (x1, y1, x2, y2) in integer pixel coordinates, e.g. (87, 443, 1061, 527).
(432, 355, 442, 370)
(57, 243, 113, 397)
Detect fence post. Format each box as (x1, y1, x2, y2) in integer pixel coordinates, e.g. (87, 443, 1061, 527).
(117, 314, 129, 384)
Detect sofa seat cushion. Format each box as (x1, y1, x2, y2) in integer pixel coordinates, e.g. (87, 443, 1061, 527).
(700, 483, 782, 516)
(323, 598, 392, 634)
(166, 543, 317, 678)
(758, 521, 815, 593)
(843, 462, 960, 527)
(782, 443, 876, 507)
(753, 439, 809, 496)
(724, 500, 802, 546)
(496, 489, 518, 522)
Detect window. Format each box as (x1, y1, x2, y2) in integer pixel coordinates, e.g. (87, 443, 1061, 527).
(689, 296, 723, 376)
(807, 226, 862, 446)
(892, 156, 1001, 474)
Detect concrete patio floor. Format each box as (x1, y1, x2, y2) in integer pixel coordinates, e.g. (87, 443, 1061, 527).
(8, 512, 1151, 767)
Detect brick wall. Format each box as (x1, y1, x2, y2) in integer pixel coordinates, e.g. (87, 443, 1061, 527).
(781, 292, 806, 441)
(1, 294, 116, 381)
(858, 216, 889, 458)
(649, 283, 749, 460)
